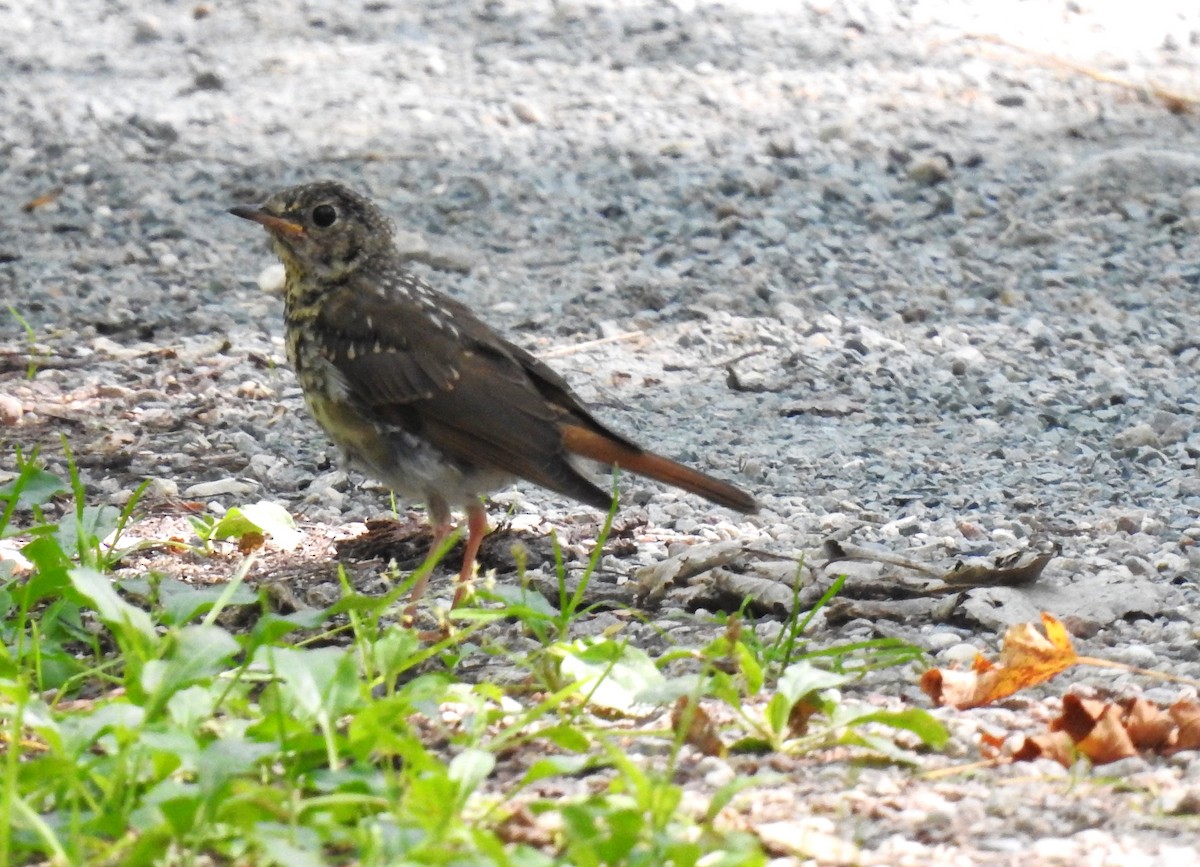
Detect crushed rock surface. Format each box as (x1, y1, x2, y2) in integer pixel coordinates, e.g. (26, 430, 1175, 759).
(3, 0, 1200, 862)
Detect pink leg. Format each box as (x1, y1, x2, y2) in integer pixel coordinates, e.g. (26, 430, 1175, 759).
(452, 499, 488, 608)
(404, 496, 454, 622)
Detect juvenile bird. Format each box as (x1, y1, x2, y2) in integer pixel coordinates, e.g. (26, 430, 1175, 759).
(229, 180, 756, 608)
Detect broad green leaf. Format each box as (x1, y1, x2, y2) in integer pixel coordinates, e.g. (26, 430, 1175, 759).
(69, 566, 156, 641)
(558, 640, 664, 713)
(538, 724, 593, 754)
(449, 748, 495, 798)
(195, 737, 278, 797)
(214, 501, 300, 550)
(841, 708, 948, 748)
(260, 646, 361, 722)
(633, 673, 703, 706)
(0, 466, 66, 509)
(522, 755, 590, 785)
(152, 577, 257, 624)
(142, 625, 239, 703)
(777, 661, 849, 705)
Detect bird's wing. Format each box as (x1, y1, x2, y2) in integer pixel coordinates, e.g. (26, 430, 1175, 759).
(314, 275, 466, 403)
(315, 277, 611, 508)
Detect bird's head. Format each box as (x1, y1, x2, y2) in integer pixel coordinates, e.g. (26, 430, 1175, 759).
(229, 180, 396, 282)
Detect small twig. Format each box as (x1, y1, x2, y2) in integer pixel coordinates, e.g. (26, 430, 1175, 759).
(963, 33, 1199, 113)
(822, 539, 944, 577)
(538, 330, 646, 359)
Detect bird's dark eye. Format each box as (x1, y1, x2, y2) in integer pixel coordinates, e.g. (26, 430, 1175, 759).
(312, 204, 338, 228)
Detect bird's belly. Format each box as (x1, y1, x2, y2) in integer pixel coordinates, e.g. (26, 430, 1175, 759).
(304, 391, 509, 507)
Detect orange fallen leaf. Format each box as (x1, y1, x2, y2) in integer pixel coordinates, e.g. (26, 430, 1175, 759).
(1012, 730, 1075, 766)
(1011, 694, 1200, 767)
(978, 729, 1006, 759)
(921, 612, 1079, 709)
(1169, 699, 1200, 752)
(1122, 697, 1176, 751)
(1054, 695, 1137, 765)
(237, 531, 266, 554)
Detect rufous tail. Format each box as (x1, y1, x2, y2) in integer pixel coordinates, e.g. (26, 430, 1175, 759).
(561, 424, 758, 514)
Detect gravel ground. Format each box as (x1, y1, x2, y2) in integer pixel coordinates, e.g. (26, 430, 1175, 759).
(4, 0, 1200, 862)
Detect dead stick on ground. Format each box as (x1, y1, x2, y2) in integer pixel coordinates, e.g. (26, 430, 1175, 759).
(960, 33, 1198, 114)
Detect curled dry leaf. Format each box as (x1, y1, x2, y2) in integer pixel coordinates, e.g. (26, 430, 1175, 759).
(236, 530, 266, 555)
(1168, 699, 1200, 753)
(1012, 730, 1076, 766)
(672, 696, 725, 758)
(1054, 695, 1137, 765)
(1012, 695, 1200, 767)
(1121, 697, 1176, 752)
(940, 544, 1059, 588)
(786, 698, 821, 738)
(921, 612, 1078, 709)
(635, 540, 749, 602)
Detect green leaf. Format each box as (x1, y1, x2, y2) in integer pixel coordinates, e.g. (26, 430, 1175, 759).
(538, 724, 593, 754)
(371, 627, 421, 678)
(58, 702, 146, 754)
(449, 748, 495, 799)
(214, 501, 300, 550)
(142, 625, 239, 709)
(777, 661, 849, 705)
(55, 503, 120, 564)
(735, 641, 764, 695)
(151, 577, 257, 624)
(158, 790, 203, 835)
(765, 691, 792, 737)
(846, 708, 948, 748)
(558, 640, 665, 713)
(632, 674, 703, 706)
(260, 646, 361, 722)
(68, 566, 156, 642)
(487, 583, 558, 617)
(195, 736, 278, 797)
(0, 467, 67, 509)
(251, 823, 325, 867)
(347, 697, 421, 758)
(167, 685, 220, 729)
(522, 755, 590, 785)
(250, 609, 328, 645)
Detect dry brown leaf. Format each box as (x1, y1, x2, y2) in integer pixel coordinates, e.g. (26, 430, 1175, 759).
(1013, 695, 1200, 767)
(1169, 699, 1200, 752)
(672, 697, 725, 758)
(1012, 730, 1075, 766)
(495, 804, 555, 848)
(940, 546, 1057, 588)
(21, 188, 63, 212)
(921, 612, 1078, 709)
(1121, 697, 1176, 751)
(978, 730, 1006, 759)
(237, 531, 266, 555)
(1055, 695, 1137, 765)
(787, 698, 821, 738)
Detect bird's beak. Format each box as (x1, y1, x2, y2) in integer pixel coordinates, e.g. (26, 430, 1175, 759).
(228, 205, 306, 236)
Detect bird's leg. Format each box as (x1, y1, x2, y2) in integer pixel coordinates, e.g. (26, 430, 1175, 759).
(403, 496, 454, 624)
(452, 499, 488, 608)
